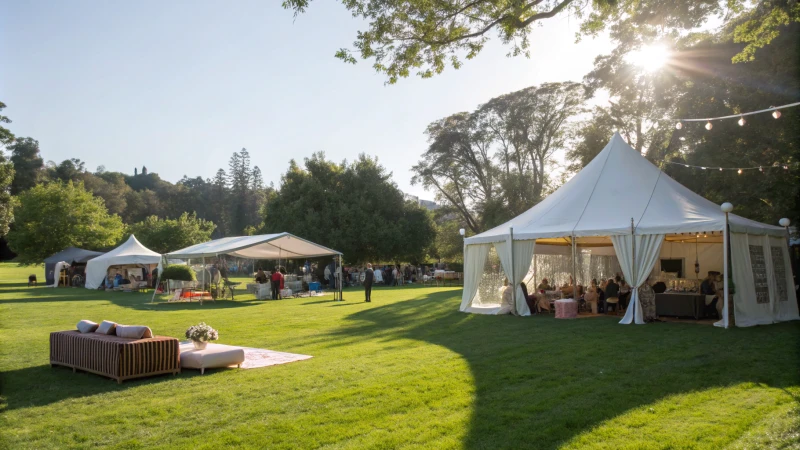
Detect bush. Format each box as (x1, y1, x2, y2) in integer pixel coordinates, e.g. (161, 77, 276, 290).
(160, 264, 196, 281)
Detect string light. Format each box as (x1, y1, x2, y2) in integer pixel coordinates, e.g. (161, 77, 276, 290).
(662, 161, 793, 172)
(705, 121, 713, 130)
(668, 101, 798, 126)
(738, 116, 746, 126)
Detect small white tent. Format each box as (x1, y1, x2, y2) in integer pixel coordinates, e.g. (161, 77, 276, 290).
(85, 235, 162, 289)
(462, 133, 798, 327)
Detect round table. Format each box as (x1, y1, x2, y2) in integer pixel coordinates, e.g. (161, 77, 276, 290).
(555, 299, 578, 319)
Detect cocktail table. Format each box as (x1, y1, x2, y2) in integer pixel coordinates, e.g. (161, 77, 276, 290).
(179, 341, 246, 374)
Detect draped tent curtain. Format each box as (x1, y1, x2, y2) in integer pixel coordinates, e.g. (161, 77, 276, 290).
(612, 234, 665, 325)
(493, 238, 535, 316)
(513, 240, 535, 316)
(460, 243, 491, 312)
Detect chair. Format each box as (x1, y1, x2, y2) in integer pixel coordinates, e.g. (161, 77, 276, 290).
(606, 297, 621, 315)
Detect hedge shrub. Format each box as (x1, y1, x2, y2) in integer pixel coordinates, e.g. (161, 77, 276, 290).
(160, 264, 196, 281)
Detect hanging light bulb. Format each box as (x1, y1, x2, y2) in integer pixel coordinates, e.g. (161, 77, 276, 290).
(738, 116, 746, 126)
(719, 167, 723, 171)
(675, 122, 683, 130)
(772, 110, 781, 119)
(759, 166, 763, 172)
(705, 121, 713, 130)
(701, 167, 706, 170)
(737, 169, 743, 174)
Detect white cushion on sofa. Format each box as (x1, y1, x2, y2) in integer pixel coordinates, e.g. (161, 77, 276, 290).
(95, 320, 117, 335)
(77, 320, 99, 333)
(115, 325, 153, 339)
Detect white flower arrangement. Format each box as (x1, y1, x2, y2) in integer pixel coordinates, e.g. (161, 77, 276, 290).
(185, 322, 219, 342)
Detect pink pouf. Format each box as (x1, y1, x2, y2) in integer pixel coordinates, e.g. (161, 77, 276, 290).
(555, 299, 578, 319)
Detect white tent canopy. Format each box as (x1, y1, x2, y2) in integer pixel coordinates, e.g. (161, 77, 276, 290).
(166, 233, 341, 259)
(461, 133, 798, 327)
(85, 235, 162, 289)
(466, 133, 784, 245)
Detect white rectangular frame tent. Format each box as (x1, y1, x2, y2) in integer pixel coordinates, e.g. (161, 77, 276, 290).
(165, 233, 344, 300)
(85, 235, 162, 289)
(461, 133, 798, 327)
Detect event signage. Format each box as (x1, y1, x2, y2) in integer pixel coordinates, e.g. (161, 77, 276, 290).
(771, 246, 788, 302)
(748, 245, 770, 304)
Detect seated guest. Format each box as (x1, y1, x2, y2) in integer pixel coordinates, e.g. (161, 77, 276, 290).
(499, 278, 514, 314)
(701, 271, 720, 319)
(537, 278, 552, 291)
(519, 282, 543, 314)
(652, 280, 667, 294)
(560, 276, 575, 297)
(255, 267, 268, 284)
(584, 279, 600, 313)
(604, 277, 620, 313)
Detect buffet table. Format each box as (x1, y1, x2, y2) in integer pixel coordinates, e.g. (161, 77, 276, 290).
(655, 293, 705, 319)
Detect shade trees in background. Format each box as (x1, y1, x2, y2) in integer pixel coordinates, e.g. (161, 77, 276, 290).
(413, 82, 584, 233)
(263, 153, 436, 264)
(0, 101, 15, 236)
(569, 6, 799, 227)
(663, 22, 800, 226)
(8, 182, 124, 264)
(128, 212, 216, 254)
(8, 137, 43, 195)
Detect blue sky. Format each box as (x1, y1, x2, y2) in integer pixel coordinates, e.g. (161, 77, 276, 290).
(1, 1, 610, 198)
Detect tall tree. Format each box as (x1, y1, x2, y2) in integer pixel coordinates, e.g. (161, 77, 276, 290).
(8, 181, 125, 264)
(263, 153, 436, 263)
(0, 101, 14, 147)
(413, 82, 584, 233)
(0, 101, 15, 236)
(8, 137, 44, 195)
(209, 169, 230, 236)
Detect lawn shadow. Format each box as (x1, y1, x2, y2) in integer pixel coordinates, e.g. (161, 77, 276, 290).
(0, 286, 263, 311)
(294, 289, 800, 449)
(0, 364, 183, 412)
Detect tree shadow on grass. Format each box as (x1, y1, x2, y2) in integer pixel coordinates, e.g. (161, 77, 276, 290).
(0, 285, 262, 311)
(291, 289, 800, 449)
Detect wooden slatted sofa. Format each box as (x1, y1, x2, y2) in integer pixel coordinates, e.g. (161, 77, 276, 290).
(50, 323, 180, 384)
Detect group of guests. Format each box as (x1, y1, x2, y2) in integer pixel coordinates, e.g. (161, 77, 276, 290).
(582, 276, 631, 314)
(501, 275, 633, 315)
(254, 266, 286, 300)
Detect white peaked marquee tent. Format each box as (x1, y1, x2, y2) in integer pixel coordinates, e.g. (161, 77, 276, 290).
(461, 133, 798, 327)
(85, 235, 163, 289)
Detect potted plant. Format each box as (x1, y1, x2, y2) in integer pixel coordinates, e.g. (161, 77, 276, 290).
(185, 322, 219, 350)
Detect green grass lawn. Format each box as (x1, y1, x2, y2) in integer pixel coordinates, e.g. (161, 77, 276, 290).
(1, 262, 799, 449)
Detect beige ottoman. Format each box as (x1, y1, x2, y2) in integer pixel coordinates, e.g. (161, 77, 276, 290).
(179, 341, 246, 374)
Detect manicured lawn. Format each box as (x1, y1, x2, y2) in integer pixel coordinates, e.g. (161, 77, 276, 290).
(1, 262, 798, 449)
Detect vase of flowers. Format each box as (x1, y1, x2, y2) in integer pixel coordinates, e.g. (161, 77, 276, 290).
(185, 322, 219, 350)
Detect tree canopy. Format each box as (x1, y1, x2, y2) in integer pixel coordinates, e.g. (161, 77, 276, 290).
(262, 153, 436, 264)
(0, 101, 15, 236)
(8, 181, 125, 264)
(282, 0, 790, 83)
(413, 82, 584, 233)
(128, 212, 216, 254)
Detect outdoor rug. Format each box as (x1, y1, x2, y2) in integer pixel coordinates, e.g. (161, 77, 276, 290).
(239, 348, 313, 370)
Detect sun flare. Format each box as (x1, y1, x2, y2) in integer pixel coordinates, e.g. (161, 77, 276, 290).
(627, 44, 670, 72)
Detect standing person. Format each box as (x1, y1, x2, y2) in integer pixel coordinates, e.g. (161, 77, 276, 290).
(364, 263, 374, 302)
(271, 266, 283, 300)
